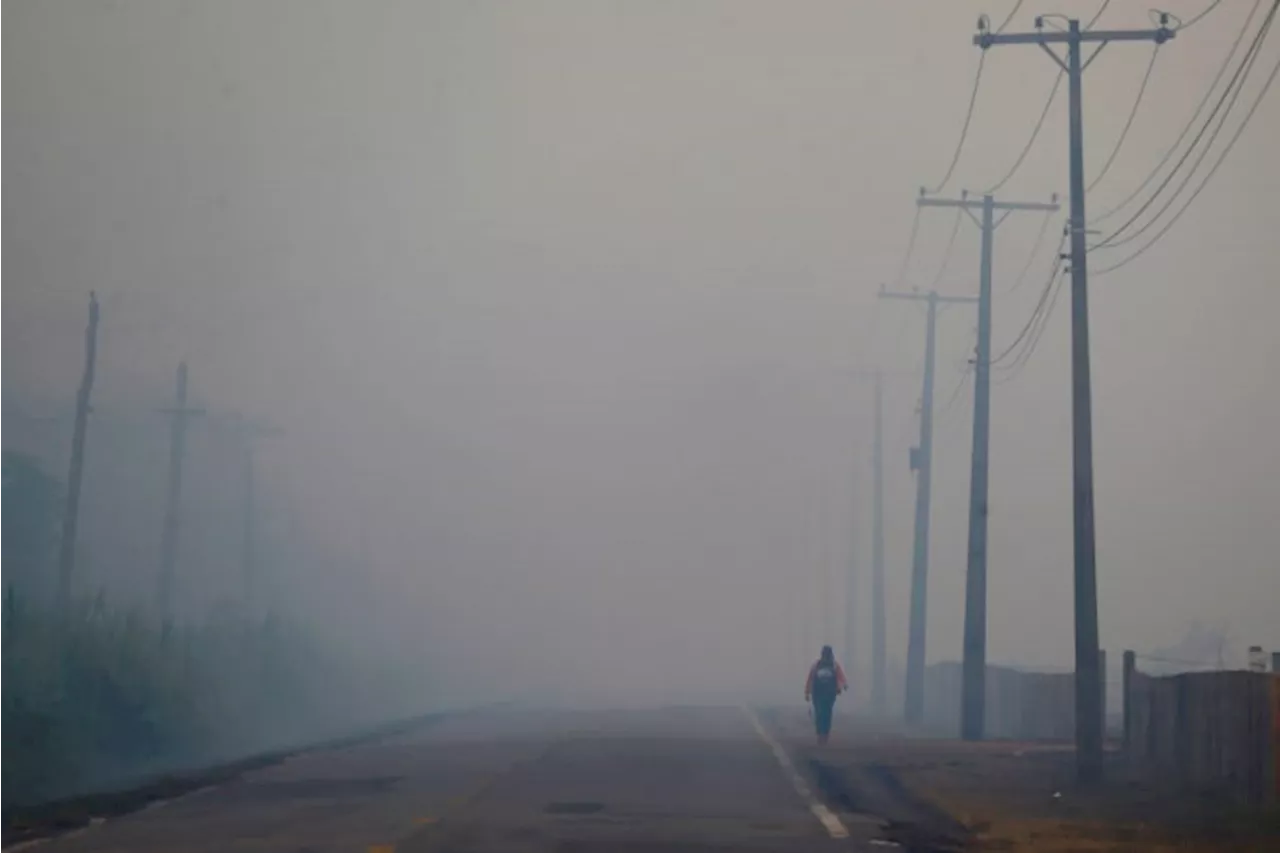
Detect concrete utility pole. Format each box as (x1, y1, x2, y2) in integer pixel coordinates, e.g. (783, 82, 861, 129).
(918, 192, 1059, 741)
(55, 292, 100, 616)
(870, 370, 887, 716)
(156, 362, 204, 622)
(879, 287, 978, 724)
(975, 13, 1175, 783)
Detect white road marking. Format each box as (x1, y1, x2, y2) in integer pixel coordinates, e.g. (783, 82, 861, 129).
(741, 706, 849, 840)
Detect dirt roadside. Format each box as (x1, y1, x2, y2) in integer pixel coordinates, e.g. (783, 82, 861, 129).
(765, 708, 1280, 853)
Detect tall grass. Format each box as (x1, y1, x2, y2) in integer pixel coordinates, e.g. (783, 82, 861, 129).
(2, 590, 415, 808)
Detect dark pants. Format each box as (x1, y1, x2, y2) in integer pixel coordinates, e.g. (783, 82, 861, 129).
(812, 695, 836, 737)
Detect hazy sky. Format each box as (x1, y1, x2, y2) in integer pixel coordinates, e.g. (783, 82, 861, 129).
(5, 1, 1278, 702)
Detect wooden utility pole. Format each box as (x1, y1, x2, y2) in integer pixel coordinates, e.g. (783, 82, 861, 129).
(870, 370, 887, 716)
(156, 361, 204, 622)
(844, 463, 858, 689)
(833, 367, 898, 716)
(975, 12, 1175, 783)
(918, 192, 1059, 741)
(879, 287, 977, 724)
(55, 292, 100, 616)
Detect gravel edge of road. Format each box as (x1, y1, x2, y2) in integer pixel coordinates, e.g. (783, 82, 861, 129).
(1, 707, 479, 849)
(753, 707, 973, 852)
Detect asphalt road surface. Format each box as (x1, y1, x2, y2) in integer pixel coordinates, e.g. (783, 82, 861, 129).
(17, 706, 935, 853)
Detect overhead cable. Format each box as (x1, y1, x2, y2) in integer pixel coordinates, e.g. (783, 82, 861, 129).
(1093, 48, 1279, 276)
(1090, 2, 1275, 250)
(924, 52, 986, 195)
(929, 208, 964, 289)
(995, 0, 1025, 34)
(1090, 0, 1263, 224)
(1005, 211, 1054, 294)
(991, 226, 1066, 367)
(996, 272, 1065, 382)
(1096, 1, 1275, 250)
(984, 69, 1064, 193)
(936, 364, 973, 422)
(1086, 44, 1161, 192)
(893, 204, 922, 286)
(1086, 0, 1113, 30)
(1172, 0, 1224, 32)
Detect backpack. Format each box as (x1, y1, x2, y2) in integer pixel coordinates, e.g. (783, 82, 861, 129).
(812, 662, 838, 700)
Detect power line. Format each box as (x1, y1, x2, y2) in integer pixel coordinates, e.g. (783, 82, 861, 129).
(1092, 1, 1276, 253)
(996, 271, 1065, 383)
(894, 203, 922, 286)
(1093, 48, 1280, 276)
(1098, 2, 1274, 250)
(990, 226, 1066, 367)
(1090, 2, 1275, 250)
(1086, 0, 1113, 30)
(994, 275, 1061, 382)
(984, 68, 1063, 193)
(1006, 211, 1054, 294)
(929, 207, 964, 289)
(925, 52, 986, 195)
(995, 0, 1025, 34)
(936, 363, 973, 421)
(1173, 0, 1225, 32)
(1090, 0, 1265, 225)
(1085, 44, 1161, 192)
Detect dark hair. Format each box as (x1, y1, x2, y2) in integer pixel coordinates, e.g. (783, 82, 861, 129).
(820, 645, 834, 662)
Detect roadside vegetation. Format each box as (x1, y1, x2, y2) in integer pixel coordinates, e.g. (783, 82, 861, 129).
(2, 451, 421, 808)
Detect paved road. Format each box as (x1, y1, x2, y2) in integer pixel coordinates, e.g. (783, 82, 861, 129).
(20, 706, 926, 853)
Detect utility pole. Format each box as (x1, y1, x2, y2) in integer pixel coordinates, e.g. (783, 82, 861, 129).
(918, 192, 1059, 741)
(975, 13, 1175, 783)
(837, 367, 899, 716)
(156, 361, 204, 622)
(55, 292, 100, 617)
(879, 287, 978, 724)
(225, 417, 283, 611)
(844, 465, 857, 693)
(870, 370, 887, 716)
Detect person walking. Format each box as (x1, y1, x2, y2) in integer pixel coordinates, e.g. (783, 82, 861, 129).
(804, 645, 848, 745)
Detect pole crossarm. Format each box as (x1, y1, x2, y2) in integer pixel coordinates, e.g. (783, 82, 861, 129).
(919, 196, 1060, 212)
(975, 28, 1175, 48)
(879, 287, 978, 305)
(832, 367, 915, 384)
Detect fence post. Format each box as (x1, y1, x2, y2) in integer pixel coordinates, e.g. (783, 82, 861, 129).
(1099, 649, 1107, 742)
(1123, 650, 1136, 751)
(1271, 672, 1280, 805)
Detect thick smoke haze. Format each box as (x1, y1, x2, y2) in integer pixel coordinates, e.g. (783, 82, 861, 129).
(5, 1, 1279, 710)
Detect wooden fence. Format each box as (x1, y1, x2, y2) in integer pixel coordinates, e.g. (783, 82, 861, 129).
(1122, 651, 1280, 805)
(923, 655, 1102, 741)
